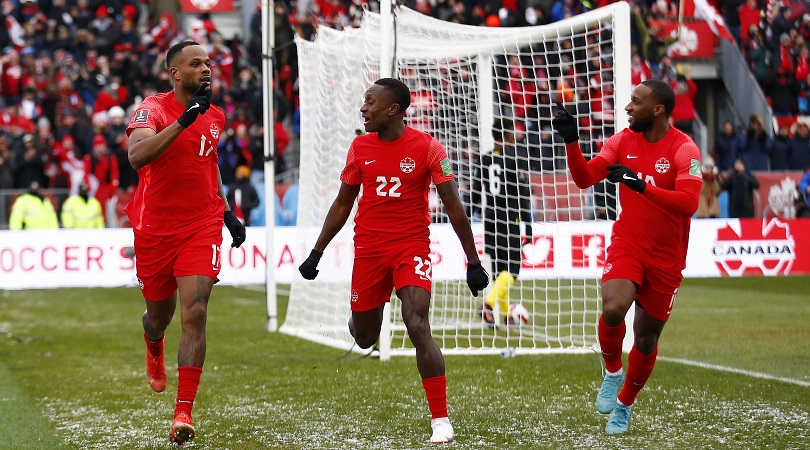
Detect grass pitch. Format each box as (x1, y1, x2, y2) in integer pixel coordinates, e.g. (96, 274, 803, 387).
(0, 276, 808, 449)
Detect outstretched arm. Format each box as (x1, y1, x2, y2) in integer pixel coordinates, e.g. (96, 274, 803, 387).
(312, 182, 361, 252)
(564, 142, 611, 189)
(436, 180, 480, 265)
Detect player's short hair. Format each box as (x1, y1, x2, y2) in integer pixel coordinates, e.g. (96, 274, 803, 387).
(492, 117, 514, 143)
(166, 40, 201, 69)
(641, 79, 675, 116)
(374, 78, 411, 112)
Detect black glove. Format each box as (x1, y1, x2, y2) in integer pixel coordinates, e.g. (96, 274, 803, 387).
(606, 164, 646, 193)
(177, 83, 211, 128)
(466, 262, 489, 297)
(224, 210, 246, 248)
(552, 101, 579, 144)
(299, 249, 323, 280)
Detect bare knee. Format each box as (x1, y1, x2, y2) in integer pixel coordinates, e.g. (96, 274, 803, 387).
(348, 317, 379, 349)
(601, 294, 633, 326)
(634, 333, 659, 353)
(143, 309, 172, 332)
(184, 302, 208, 327)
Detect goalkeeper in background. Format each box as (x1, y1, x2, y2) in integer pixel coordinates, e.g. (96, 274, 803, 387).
(471, 117, 534, 325)
(298, 77, 489, 444)
(552, 80, 702, 435)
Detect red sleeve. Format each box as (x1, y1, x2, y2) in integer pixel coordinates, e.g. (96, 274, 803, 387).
(565, 142, 610, 189)
(427, 137, 453, 185)
(126, 96, 166, 135)
(339, 141, 361, 185)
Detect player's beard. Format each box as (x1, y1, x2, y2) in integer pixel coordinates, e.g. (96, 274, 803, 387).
(181, 80, 209, 97)
(629, 115, 653, 133)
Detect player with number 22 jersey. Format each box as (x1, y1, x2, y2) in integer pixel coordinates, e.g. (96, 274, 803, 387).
(341, 127, 453, 249)
(298, 78, 488, 444)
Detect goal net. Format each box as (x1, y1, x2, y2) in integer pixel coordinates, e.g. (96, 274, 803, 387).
(280, 3, 631, 358)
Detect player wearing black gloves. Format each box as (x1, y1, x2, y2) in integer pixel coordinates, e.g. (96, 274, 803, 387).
(552, 82, 702, 435)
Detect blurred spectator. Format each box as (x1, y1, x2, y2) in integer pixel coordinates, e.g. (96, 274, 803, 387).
(723, 0, 744, 43)
(55, 109, 93, 158)
(631, 3, 678, 71)
(226, 165, 260, 226)
(697, 156, 722, 218)
(630, 54, 652, 89)
(654, 55, 678, 84)
(670, 74, 698, 139)
(60, 183, 105, 228)
(747, 28, 775, 89)
(789, 122, 810, 171)
(1, 49, 24, 104)
(713, 120, 740, 172)
(275, 117, 290, 175)
(737, 0, 760, 43)
(83, 133, 119, 215)
(770, 124, 791, 170)
(248, 124, 266, 184)
(769, 7, 794, 49)
(0, 135, 16, 189)
(9, 181, 59, 230)
(0, 103, 35, 138)
(15, 133, 47, 189)
(52, 134, 85, 195)
(721, 159, 760, 218)
(768, 73, 797, 117)
(218, 128, 250, 186)
(738, 114, 771, 171)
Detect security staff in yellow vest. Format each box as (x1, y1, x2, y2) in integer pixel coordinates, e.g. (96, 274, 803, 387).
(61, 183, 105, 228)
(9, 181, 59, 230)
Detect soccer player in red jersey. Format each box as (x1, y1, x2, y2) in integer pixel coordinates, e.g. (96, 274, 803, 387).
(552, 80, 702, 434)
(298, 78, 489, 444)
(125, 40, 246, 445)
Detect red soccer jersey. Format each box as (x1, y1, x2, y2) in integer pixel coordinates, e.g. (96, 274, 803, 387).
(597, 127, 701, 271)
(125, 91, 226, 235)
(340, 126, 454, 249)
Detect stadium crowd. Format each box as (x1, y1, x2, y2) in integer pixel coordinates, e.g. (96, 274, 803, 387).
(1, 0, 809, 228)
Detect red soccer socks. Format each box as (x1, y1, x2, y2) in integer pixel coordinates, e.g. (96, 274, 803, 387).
(618, 345, 658, 407)
(422, 375, 448, 419)
(598, 315, 625, 374)
(144, 333, 167, 393)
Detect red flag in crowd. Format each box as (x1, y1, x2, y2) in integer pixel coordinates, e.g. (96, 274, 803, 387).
(681, 0, 735, 42)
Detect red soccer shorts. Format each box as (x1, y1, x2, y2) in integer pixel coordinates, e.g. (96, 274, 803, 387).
(601, 242, 682, 322)
(350, 242, 433, 312)
(134, 222, 223, 301)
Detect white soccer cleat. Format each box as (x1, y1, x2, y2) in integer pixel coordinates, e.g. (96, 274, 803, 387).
(430, 417, 454, 444)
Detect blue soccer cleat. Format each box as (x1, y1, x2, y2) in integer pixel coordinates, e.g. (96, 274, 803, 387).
(605, 402, 633, 434)
(595, 373, 625, 414)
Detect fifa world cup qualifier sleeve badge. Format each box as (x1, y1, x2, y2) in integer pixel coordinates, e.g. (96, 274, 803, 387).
(441, 158, 453, 176)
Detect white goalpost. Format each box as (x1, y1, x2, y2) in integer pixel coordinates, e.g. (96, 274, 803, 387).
(279, 2, 631, 359)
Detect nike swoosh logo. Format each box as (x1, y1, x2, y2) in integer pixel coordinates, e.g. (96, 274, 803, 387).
(622, 174, 636, 181)
(365, 160, 376, 165)
(187, 104, 200, 111)
(627, 155, 639, 159)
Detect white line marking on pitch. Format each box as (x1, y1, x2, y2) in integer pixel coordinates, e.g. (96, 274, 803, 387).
(659, 356, 810, 387)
